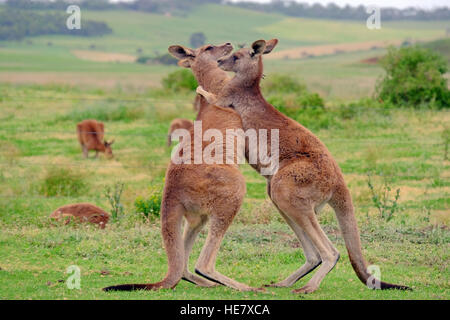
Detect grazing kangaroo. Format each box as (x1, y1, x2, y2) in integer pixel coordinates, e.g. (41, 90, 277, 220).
(50, 203, 109, 229)
(167, 118, 193, 146)
(77, 120, 114, 159)
(196, 39, 410, 293)
(104, 43, 259, 292)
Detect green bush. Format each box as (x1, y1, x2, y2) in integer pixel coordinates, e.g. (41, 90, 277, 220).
(297, 92, 324, 108)
(337, 98, 393, 120)
(263, 74, 327, 129)
(104, 182, 125, 221)
(162, 69, 198, 92)
(39, 168, 88, 197)
(376, 46, 450, 109)
(134, 186, 162, 219)
(262, 73, 307, 95)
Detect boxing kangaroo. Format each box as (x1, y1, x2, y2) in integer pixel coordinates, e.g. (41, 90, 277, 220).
(196, 39, 410, 293)
(104, 43, 260, 292)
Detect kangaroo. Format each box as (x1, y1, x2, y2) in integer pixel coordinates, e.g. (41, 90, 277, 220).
(77, 120, 114, 159)
(104, 43, 260, 292)
(196, 39, 410, 293)
(50, 203, 109, 229)
(167, 118, 193, 146)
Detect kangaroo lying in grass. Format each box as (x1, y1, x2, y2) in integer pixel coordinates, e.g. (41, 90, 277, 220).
(167, 118, 193, 146)
(50, 203, 109, 229)
(196, 39, 410, 293)
(104, 43, 260, 292)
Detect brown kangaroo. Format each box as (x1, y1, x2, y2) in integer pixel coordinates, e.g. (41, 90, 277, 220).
(77, 119, 114, 159)
(196, 39, 410, 293)
(50, 203, 109, 229)
(167, 118, 193, 146)
(104, 43, 260, 292)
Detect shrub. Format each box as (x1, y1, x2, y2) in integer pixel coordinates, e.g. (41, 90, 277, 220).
(263, 74, 327, 129)
(162, 69, 198, 92)
(296, 92, 324, 107)
(262, 74, 307, 95)
(263, 74, 324, 109)
(136, 56, 151, 64)
(134, 186, 162, 219)
(104, 182, 125, 221)
(190, 32, 206, 48)
(367, 174, 401, 222)
(39, 168, 88, 197)
(376, 46, 450, 109)
(337, 98, 393, 120)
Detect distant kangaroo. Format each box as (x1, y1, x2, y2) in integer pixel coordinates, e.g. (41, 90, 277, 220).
(167, 118, 193, 146)
(77, 120, 114, 159)
(196, 39, 410, 293)
(104, 43, 259, 292)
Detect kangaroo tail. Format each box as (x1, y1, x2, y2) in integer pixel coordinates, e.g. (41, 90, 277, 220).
(103, 200, 185, 292)
(329, 184, 410, 291)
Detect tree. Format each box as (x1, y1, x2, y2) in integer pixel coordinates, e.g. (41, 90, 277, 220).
(190, 32, 206, 48)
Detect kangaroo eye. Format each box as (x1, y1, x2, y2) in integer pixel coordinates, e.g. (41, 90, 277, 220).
(205, 46, 213, 51)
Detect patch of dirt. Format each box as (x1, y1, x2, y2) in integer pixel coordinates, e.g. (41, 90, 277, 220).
(0, 72, 160, 89)
(420, 224, 449, 232)
(266, 40, 404, 60)
(72, 50, 137, 63)
(360, 56, 380, 64)
(429, 211, 450, 226)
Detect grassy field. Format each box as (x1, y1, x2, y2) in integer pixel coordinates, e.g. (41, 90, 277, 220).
(0, 4, 449, 300)
(0, 4, 448, 96)
(0, 82, 448, 300)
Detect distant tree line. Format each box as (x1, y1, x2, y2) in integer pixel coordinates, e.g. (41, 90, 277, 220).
(0, 9, 112, 41)
(5, 0, 222, 15)
(4, 0, 449, 20)
(228, 0, 450, 21)
(5, 0, 114, 11)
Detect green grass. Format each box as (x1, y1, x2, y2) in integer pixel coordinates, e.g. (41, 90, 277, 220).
(0, 83, 448, 300)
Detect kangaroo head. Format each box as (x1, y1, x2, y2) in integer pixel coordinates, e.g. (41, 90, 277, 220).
(217, 39, 278, 81)
(104, 140, 114, 159)
(168, 42, 233, 69)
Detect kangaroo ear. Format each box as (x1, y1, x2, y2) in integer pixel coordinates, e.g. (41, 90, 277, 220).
(109, 139, 115, 145)
(263, 39, 278, 54)
(177, 59, 191, 68)
(168, 45, 195, 60)
(251, 40, 266, 57)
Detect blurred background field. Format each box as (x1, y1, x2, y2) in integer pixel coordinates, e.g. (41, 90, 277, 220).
(0, 0, 448, 300)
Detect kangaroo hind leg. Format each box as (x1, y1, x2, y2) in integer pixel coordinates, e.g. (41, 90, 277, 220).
(181, 213, 218, 287)
(277, 200, 339, 294)
(265, 207, 321, 287)
(195, 213, 263, 292)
